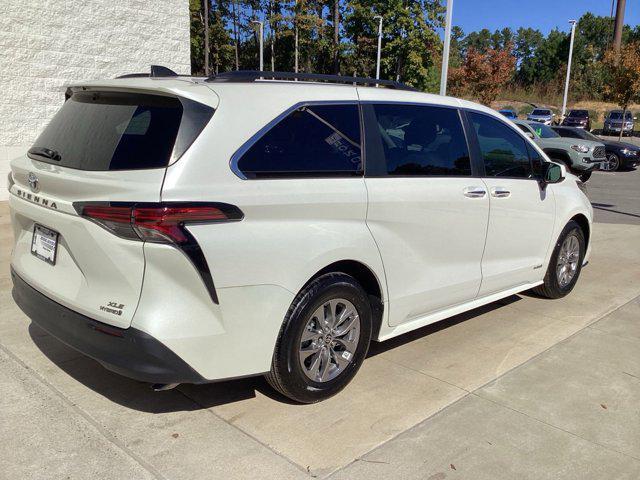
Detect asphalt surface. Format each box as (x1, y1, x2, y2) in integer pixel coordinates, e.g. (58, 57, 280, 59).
(587, 135, 640, 226)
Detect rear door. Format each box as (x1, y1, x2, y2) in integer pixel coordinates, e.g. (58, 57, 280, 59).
(362, 101, 489, 326)
(465, 111, 556, 296)
(9, 88, 212, 328)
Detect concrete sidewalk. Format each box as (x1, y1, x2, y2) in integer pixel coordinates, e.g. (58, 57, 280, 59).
(1, 198, 640, 479)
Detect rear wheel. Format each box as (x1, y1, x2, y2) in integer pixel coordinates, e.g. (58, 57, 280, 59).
(266, 273, 372, 404)
(532, 220, 585, 299)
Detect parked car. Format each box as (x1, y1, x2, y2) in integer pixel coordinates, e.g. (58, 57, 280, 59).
(527, 108, 555, 125)
(553, 126, 640, 171)
(498, 109, 517, 119)
(513, 120, 605, 182)
(8, 69, 593, 404)
(603, 110, 636, 136)
(561, 109, 591, 131)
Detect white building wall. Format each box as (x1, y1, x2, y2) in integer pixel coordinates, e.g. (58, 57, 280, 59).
(0, 0, 191, 200)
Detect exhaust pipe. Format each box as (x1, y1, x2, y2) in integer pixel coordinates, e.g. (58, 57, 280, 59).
(152, 383, 179, 392)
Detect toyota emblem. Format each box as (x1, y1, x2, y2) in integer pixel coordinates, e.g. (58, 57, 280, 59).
(27, 172, 39, 192)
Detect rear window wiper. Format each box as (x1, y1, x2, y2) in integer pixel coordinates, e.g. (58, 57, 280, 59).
(28, 147, 62, 162)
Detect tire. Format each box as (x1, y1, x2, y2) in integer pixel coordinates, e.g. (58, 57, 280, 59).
(266, 273, 372, 403)
(601, 153, 620, 171)
(578, 170, 592, 182)
(532, 220, 586, 299)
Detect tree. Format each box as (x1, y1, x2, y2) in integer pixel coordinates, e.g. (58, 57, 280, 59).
(449, 45, 516, 105)
(603, 42, 640, 140)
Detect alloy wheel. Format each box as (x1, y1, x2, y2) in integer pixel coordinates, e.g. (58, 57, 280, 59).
(601, 154, 619, 171)
(556, 234, 580, 288)
(298, 298, 360, 383)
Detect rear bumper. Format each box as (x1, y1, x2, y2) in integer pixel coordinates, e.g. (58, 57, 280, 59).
(11, 267, 205, 384)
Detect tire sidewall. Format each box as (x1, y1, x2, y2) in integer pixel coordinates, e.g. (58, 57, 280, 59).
(277, 274, 372, 403)
(547, 222, 585, 296)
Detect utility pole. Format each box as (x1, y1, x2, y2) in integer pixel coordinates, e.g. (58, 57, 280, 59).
(204, 0, 209, 76)
(613, 0, 626, 53)
(439, 0, 453, 95)
(561, 20, 577, 118)
(251, 20, 264, 71)
(374, 15, 383, 80)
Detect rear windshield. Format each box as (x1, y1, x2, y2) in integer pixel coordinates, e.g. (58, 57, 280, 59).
(531, 109, 551, 116)
(29, 91, 213, 171)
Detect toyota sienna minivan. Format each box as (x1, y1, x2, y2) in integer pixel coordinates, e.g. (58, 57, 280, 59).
(9, 68, 593, 403)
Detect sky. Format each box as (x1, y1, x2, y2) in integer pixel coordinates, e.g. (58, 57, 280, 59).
(451, 0, 639, 35)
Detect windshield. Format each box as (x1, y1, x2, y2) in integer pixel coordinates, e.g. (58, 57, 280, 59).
(529, 123, 559, 138)
(577, 130, 600, 141)
(609, 112, 632, 120)
(531, 109, 551, 116)
(568, 110, 588, 117)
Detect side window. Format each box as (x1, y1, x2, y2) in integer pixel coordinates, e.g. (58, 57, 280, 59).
(237, 104, 361, 178)
(515, 124, 532, 136)
(527, 142, 545, 176)
(468, 112, 532, 178)
(371, 104, 471, 176)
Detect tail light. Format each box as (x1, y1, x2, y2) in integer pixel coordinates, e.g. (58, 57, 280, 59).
(76, 203, 243, 244)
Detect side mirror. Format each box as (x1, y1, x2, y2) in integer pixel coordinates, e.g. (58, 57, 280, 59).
(541, 162, 563, 185)
(525, 131, 535, 140)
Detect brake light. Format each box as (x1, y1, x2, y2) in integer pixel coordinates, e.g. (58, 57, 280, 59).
(77, 203, 242, 244)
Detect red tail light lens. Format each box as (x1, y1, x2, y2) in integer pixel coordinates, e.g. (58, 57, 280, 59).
(78, 203, 241, 244)
(133, 206, 228, 244)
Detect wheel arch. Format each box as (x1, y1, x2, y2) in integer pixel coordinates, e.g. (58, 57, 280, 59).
(543, 148, 572, 165)
(570, 213, 590, 249)
(304, 260, 385, 339)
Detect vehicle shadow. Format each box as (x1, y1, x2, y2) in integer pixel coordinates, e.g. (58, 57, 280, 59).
(29, 294, 524, 412)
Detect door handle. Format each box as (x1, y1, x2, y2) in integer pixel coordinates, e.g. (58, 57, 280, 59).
(463, 186, 487, 198)
(491, 187, 511, 198)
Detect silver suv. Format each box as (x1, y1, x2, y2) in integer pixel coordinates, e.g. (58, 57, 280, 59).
(603, 110, 636, 136)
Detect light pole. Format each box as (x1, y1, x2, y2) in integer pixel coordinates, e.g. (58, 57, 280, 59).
(374, 15, 383, 80)
(204, 0, 209, 75)
(439, 0, 453, 95)
(561, 20, 577, 118)
(251, 20, 264, 71)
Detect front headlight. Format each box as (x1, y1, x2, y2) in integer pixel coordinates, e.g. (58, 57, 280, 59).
(571, 144, 590, 153)
(621, 148, 638, 156)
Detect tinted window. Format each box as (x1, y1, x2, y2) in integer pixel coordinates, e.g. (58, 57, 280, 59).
(516, 124, 532, 135)
(532, 109, 551, 116)
(527, 143, 545, 176)
(371, 104, 471, 176)
(529, 123, 560, 138)
(237, 104, 362, 178)
(555, 128, 581, 139)
(469, 112, 532, 178)
(568, 110, 588, 117)
(29, 91, 207, 171)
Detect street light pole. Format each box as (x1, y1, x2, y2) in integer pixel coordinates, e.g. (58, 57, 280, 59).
(374, 15, 383, 80)
(251, 20, 264, 71)
(204, 0, 209, 76)
(561, 20, 577, 118)
(439, 0, 453, 96)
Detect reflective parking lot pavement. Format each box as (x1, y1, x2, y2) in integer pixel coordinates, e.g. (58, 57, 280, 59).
(1, 195, 640, 478)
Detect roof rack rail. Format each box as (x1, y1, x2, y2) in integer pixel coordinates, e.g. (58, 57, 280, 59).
(206, 70, 417, 91)
(116, 65, 181, 79)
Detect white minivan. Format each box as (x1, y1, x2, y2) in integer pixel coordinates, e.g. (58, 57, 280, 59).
(9, 69, 592, 403)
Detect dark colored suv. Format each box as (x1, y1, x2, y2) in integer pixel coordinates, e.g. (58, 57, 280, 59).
(561, 110, 591, 131)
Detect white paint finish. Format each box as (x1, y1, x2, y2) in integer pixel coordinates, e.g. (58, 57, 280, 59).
(0, 0, 190, 200)
(478, 178, 556, 296)
(365, 177, 489, 326)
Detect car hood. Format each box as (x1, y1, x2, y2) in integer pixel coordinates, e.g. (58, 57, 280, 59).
(534, 137, 603, 150)
(602, 139, 640, 150)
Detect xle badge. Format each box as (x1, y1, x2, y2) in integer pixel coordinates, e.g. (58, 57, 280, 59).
(100, 301, 125, 316)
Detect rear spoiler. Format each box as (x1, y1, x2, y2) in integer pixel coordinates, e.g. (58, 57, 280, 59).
(116, 65, 185, 79)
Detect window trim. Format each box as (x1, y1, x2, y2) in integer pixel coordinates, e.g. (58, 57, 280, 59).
(361, 101, 478, 178)
(229, 100, 363, 180)
(463, 109, 539, 181)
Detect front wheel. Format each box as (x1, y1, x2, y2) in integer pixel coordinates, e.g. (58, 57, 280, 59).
(532, 220, 586, 299)
(601, 153, 620, 171)
(266, 273, 372, 403)
(578, 170, 592, 182)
